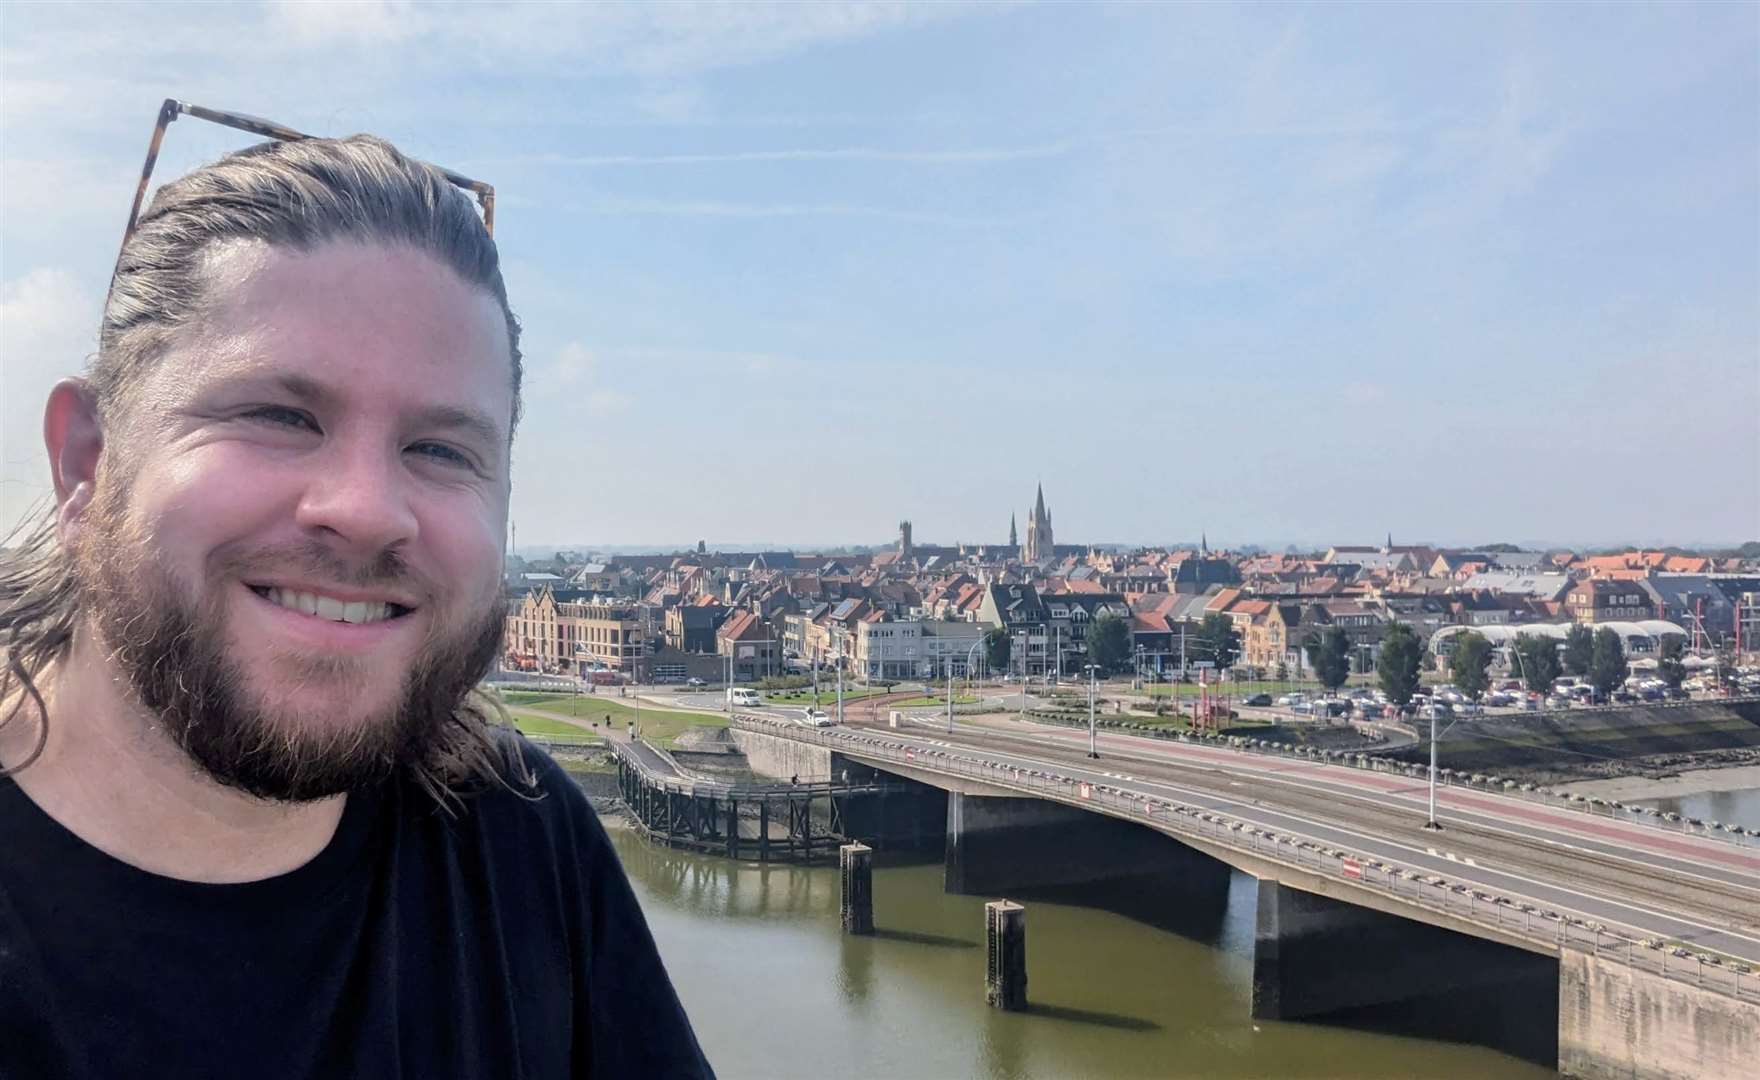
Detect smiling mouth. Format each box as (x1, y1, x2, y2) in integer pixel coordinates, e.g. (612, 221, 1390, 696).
(247, 585, 415, 626)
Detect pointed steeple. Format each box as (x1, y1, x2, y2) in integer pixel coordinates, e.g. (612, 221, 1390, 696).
(1201, 530, 1208, 555)
(1383, 531, 1393, 555)
(1009, 512, 1018, 548)
(1033, 482, 1047, 522)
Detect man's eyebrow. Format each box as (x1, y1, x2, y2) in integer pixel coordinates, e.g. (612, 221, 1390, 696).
(413, 404, 506, 449)
(210, 373, 507, 448)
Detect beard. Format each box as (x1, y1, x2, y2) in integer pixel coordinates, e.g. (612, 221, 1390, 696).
(71, 496, 507, 803)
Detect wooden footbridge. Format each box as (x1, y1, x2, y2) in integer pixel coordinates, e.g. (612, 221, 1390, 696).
(609, 738, 927, 861)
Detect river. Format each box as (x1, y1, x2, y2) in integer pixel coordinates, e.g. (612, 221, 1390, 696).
(607, 822, 1556, 1079)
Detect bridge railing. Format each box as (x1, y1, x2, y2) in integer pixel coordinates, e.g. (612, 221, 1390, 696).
(1007, 710, 1759, 849)
(606, 736, 907, 800)
(735, 715, 1758, 1004)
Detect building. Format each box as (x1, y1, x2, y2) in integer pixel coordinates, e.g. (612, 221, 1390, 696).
(976, 583, 1051, 676)
(1565, 579, 1654, 624)
(664, 596, 728, 654)
(1023, 483, 1055, 563)
(501, 586, 646, 676)
(558, 599, 646, 675)
(1039, 591, 1132, 677)
(716, 609, 779, 682)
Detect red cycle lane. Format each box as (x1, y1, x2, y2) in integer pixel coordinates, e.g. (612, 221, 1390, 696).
(979, 720, 1760, 875)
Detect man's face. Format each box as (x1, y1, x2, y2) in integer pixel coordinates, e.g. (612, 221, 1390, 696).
(73, 240, 514, 800)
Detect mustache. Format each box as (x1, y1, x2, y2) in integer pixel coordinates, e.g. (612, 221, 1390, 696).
(210, 540, 432, 600)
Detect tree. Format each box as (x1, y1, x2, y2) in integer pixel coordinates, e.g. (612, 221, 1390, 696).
(1512, 633, 1561, 693)
(1192, 613, 1241, 672)
(1563, 623, 1594, 677)
(1086, 613, 1132, 674)
(1304, 627, 1352, 692)
(1449, 631, 1494, 701)
(1377, 622, 1424, 707)
(1657, 634, 1687, 690)
(984, 626, 1012, 671)
(1589, 627, 1629, 697)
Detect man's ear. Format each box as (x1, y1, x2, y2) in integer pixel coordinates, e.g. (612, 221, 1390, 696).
(43, 378, 104, 541)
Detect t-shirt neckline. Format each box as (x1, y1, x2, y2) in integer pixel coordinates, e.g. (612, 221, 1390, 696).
(0, 771, 383, 913)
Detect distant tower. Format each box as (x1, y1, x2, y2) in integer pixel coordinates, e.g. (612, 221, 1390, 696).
(1023, 483, 1054, 562)
(1201, 530, 1208, 555)
(697, 539, 707, 554)
(1009, 513, 1018, 549)
(899, 520, 914, 559)
(1383, 532, 1393, 555)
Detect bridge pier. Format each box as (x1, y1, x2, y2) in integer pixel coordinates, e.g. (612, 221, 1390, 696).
(1252, 880, 1558, 1065)
(1559, 947, 1760, 1080)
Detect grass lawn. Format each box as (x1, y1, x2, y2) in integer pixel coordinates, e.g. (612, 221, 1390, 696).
(505, 696, 729, 749)
(509, 712, 604, 742)
(764, 687, 890, 707)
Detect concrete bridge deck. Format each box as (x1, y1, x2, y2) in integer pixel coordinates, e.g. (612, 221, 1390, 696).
(734, 711, 1760, 986)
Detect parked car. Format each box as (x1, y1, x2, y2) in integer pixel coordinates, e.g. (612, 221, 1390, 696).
(1355, 703, 1386, 719)
(686, 677, 706, 687)
(1243, 693, 1273, 706)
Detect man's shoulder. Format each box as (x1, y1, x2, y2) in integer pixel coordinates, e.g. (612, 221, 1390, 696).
(398, 730, 606, 863)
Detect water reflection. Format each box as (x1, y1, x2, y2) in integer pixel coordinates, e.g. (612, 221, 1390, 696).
(608, 822, 1558, 1080)
(1630, 785, 1760, 830)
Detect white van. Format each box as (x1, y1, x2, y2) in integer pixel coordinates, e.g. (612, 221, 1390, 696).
(727, 687, 762, 708)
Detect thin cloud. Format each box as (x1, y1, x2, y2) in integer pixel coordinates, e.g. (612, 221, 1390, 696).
(500, 142, 1074, 167)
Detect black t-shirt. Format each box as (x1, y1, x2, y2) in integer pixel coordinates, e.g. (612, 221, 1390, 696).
(0, 737, 713, 1079)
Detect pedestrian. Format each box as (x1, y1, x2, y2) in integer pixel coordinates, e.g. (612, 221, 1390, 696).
(0, 112, 710, 1079)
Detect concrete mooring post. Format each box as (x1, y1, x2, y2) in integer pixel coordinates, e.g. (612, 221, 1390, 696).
(839, 843, 874, 935)
(985, 900, 1027, 1010)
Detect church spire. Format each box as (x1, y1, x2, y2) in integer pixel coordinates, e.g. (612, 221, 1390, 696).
(1009, 512, 1018, 548)
(1200, 530, 1208, 555)
(1383, 531, 1393, 555)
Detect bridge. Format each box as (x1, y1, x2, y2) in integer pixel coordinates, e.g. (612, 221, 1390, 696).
(726, 705, 1760, 1080)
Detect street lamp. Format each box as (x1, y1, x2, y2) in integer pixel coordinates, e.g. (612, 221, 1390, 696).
(1084, 662, 1101, 759)
(953, 639, 985, 734)
(1424, 699, 1468, 831)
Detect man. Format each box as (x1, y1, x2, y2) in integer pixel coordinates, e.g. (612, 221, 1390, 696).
(0, 130, 712, 1077)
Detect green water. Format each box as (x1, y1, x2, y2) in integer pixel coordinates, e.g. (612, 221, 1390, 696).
(609, 825, 1555, 1079)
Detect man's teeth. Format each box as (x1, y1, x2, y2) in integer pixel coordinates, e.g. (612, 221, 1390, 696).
(265, 587, 395, 624)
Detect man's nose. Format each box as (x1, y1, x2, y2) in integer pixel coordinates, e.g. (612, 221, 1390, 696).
(293, 440, 419, 555)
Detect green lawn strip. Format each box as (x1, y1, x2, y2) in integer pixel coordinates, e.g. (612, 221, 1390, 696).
(511, 698, 731, 749)
(887, 695, 980, 708)
(764, 688, 890, 707)
(508, 711, 604, 741)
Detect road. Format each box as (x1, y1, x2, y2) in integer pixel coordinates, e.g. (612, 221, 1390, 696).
(828, 705, 1760, 965)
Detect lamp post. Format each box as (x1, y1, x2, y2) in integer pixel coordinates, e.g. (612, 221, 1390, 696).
(953, 639, 984, 734)
(1084, 662, 1100, 759)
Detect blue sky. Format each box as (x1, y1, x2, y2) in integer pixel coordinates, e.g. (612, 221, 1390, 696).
(3, 1, 1756, 551)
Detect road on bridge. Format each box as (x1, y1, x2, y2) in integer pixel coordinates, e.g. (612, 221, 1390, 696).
(834, 708, 1760, 966)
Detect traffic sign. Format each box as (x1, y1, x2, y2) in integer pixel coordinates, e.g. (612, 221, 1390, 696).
(1192, 660, 1216, 669)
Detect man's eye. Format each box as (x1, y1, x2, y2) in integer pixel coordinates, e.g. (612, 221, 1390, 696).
(244, 406, 319, 431)
(408, 442, 472, 467)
